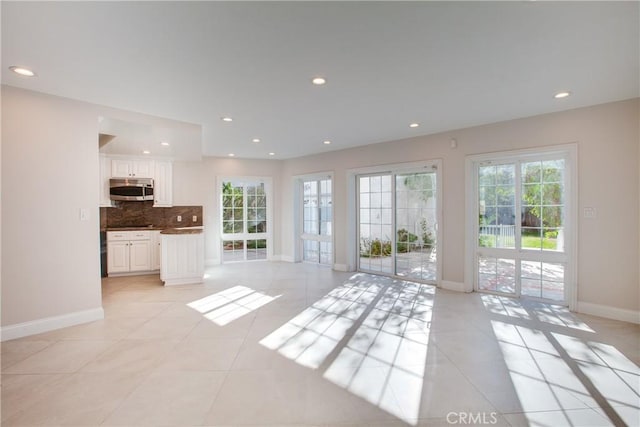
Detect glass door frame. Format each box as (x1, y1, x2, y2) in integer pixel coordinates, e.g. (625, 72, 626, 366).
(351, 160, 443, 285)
(293, 172, 334, 266)
(218, 176, 273, 263)
(465, 144, 578, 309)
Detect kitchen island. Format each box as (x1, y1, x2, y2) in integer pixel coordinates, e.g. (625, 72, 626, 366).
(160, 228, 204, 286)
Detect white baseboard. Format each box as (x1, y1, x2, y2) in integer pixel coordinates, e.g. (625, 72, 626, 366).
(1, 307, 105, 342)
(107, 270, 159, 278)
(441, 280, 467, 292)
(333, 264, 351, 272)
(163, 277, 204, 286)
(576, 302, 640, 324)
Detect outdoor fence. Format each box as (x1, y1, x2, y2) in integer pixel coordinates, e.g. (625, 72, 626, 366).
(479, 224, 515, 247)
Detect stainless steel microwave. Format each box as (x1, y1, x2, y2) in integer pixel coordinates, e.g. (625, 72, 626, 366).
(109, 178, 154, 201)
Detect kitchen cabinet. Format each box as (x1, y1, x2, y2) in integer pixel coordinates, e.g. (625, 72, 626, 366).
(111, 159, 154, 178)
(153, 160, 173, 207)
(151, 230, 162, 270)
(99, 155, 113, 207)
(107, 241, 130, 273)
(129, 240, 152, 271)
(107, 230, 152, 275)
(160, 230, 204, 286)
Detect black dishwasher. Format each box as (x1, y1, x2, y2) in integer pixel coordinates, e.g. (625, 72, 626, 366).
(100, 231, 107, 277)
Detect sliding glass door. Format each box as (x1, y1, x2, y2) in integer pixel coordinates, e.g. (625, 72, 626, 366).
(395, 172, 438, 281)
(358, 174, 393, 274)
(358, 167, 439, 283)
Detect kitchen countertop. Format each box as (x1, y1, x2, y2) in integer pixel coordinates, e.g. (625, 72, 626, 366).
(105, 226, 203, 232)
(105, 226, 163, 231)
(160, 228, 203, 235)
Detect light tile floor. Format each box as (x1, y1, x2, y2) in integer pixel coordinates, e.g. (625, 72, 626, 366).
(2, 262, 639, 426)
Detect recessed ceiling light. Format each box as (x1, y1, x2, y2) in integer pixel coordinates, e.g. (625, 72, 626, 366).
(312, 77, 326, 85)
(160, 141, 170, 146)
(323, 140, 332, 145)
(228, 153, 235, 157)
(409, 123, 420, 128)
(268, 152, 275, 156)
(221, 117, 233, 122)
(252, 138, 261, 143)
(142, 150, 151, 154)
(554, 91, 571, 99)
(9, 66, 36, 77)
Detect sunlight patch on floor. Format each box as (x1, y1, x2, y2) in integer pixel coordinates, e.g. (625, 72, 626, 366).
(260, 273, 434, 425)
(187, 286, 280, 326)
(481, 294, 594, 332)
(487, 300, 639, 426)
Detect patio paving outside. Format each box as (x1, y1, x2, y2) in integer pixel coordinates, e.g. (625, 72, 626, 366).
(360, 250, 565, 302)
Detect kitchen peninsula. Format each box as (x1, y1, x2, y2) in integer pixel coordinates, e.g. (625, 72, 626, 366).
(160, 228, 204, 286)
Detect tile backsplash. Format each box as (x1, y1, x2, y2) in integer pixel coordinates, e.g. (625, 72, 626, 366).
(101, 202, 203, 229)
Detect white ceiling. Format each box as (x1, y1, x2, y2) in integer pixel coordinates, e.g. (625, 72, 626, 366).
(98, 116, 202, 160)
(2, 1, 638, 160)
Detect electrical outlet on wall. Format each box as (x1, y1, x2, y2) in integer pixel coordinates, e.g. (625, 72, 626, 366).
(193, 215, 197, 222)
(177, 215, 182, 222)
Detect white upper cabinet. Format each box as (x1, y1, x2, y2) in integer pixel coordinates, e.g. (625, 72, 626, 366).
(153, 160, 173, 207)
(133, 160, 154, 178)
(103, 157, 173, 207)
(99, 155, 113, 207)
(111, 159, 154, 178)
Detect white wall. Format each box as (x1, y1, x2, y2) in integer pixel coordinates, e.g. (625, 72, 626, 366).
(280, 99, 640, 314)
(1, 86, 104, 334)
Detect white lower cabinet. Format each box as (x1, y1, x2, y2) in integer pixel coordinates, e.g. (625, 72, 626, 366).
(129, 240, 151, 271)
(107, 241, 130, 273)
(151, 230, 162, 270)
(107, 231, 154, 275)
